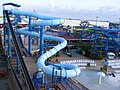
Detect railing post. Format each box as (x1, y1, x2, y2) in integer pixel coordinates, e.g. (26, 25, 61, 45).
(28, 17, 32, 54)
(52, 68, 55, 83)
(40, 26, 44, 56)
(7, 25, 11, 57)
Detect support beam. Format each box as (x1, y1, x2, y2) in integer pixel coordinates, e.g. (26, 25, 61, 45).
(8, 26, 11, 57)
(3, 8, 6, 47)
(40, 26, 44, 56)
(28, 17, 32, 54)
(5, 10, 35, 90)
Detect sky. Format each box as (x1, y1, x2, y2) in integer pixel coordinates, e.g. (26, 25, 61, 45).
(1, 0, 120, 22)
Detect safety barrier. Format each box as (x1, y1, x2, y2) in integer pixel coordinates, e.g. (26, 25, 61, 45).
(108, 60, 120, 68)
(60, 60, 96, 67)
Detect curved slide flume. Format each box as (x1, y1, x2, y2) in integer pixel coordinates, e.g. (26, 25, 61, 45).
(9, 10, 80, 78)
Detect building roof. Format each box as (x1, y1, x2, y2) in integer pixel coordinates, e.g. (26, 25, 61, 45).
(45, 29, 79, 40)
(45, 29, 65, 36)
(59, 34, 79, 40)
(62, 19, 81, 26)
(62, 19, 109, 28)
(88, 20, 109, 28)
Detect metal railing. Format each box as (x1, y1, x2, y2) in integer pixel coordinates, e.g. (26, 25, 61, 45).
(5, 10, 35, 90)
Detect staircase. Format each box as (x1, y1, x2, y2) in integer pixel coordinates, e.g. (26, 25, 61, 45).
(102, 30, 120, 46)
(57, 83, 66, 90)
(11, 59, 17, 69)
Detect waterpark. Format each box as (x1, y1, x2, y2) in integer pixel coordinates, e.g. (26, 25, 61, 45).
(0, 2, 120, 90)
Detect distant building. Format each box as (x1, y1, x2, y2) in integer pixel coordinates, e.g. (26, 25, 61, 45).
(88, 20, 109, 28)
(0, 17, 115, 30)
(62, 19, 110, 33)
(62, 19, 81, 29)
(0, 18, 27, 28)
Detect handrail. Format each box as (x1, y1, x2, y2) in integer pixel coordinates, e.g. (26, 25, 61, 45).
(7, 55, 23, 90)
(3, 2, 21, 7)
(0, 33, 22, 90)
(4, 10, 35, 90)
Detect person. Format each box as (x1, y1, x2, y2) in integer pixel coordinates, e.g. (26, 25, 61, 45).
(103, 58, 109, 73)
(56, 59, 58, 63)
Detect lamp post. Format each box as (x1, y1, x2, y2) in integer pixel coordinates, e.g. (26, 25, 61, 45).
(96, 16, 98, 26)
(119, 18, 120, 29)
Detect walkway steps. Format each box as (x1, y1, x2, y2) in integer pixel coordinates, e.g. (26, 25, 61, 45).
(11, 59, 17, 69)
(57, 83, 66, 90)
(0, 32, 15, 90)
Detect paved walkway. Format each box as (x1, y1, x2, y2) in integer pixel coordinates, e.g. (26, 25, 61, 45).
(51, 51, 92, 63)
(74, 69, 120, 90)
(26, 45, 120, 90)
(51, 52, 120, 90)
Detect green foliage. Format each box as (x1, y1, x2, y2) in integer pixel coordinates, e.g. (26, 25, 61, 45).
(79, 41, 104, 60)
(90, 54, 103, 60)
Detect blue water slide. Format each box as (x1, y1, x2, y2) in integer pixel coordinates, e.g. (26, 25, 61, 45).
(10, 10, 80, 78)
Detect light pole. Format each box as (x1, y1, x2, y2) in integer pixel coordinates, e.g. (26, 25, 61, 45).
(118, 18, 120, 26)
(96, 16, 98, 26)
(119, 18, 120, 29)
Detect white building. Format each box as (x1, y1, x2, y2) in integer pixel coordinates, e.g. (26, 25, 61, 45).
(88, 20, 109, 28)
(62, 19, 110, 30)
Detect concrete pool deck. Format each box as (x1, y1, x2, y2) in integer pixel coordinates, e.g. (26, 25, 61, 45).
(51, 52, 120, 90)
(30, 46, 120, 90)
(74, 69, 120, 90)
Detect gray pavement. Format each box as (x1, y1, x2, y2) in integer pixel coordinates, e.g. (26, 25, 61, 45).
(74, 69, 120, 90)
(51, 51, 120, 90)
(26, 45, 120, 90)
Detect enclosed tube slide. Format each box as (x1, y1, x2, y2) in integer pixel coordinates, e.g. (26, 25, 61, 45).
(9, 10, 80, 78)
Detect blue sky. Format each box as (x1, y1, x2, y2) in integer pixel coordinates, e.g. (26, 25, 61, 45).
(1, 0, 120, 22)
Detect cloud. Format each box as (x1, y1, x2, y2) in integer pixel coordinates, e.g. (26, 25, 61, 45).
(1, 1, 120, 22)
(98, 6, 116, 11)
(39, 6, 120, 22)
(8, 3, 120, 22)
